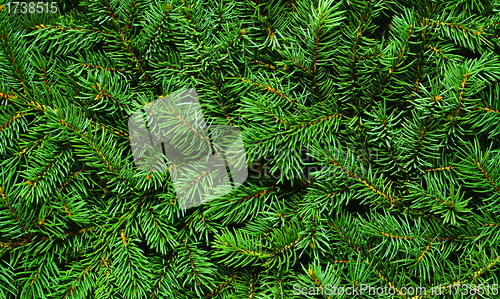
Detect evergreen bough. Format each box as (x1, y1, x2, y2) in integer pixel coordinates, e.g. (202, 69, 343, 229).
(1, 0, 500, 298)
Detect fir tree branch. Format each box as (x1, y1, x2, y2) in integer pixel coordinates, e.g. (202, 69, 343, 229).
(61, 266, 90, 299)
(205, 274, 236, 298)
(248, 58, 277, 71)
(362, 21, 414, 108)
(0, 111, 26, 134)
(80, 62, 127, 73)
(454, 72, 470, 116)
(145, 3, 173, 54)
(216, 29, 246, 74)
(0, 91, 17, 101)
(91, 121, 129, 139)
(23, 144, 68, 197)
(0, 31, 26, 93)
(423, 166, 455, 172)
(156, 61, 199, 79)
(349, 0, 372, 102)
(56, 118, 137, 193)
(475, 105, 500, 114)
(237, 75, 307, 112)
(125, 0, 138, 31)
(328, 222, 362, 253)
(182, 239, 202, 286)
(247, 272, 254, 298)
(100, 0, 120, 24)
(473, 159, 500, 194)
(149, 254, 174, 298)
(311, 10, 324, 100)
(290, 112, 342, 130)
(33, 23, 111, 35)
(306, 268, 330, 299)
(0, 187, 30, 235)
(416, 240, 433, 262)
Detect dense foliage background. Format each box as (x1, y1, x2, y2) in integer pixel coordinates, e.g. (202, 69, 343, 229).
(1, 0, 500, 298)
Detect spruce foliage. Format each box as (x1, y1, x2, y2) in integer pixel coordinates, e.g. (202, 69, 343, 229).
(1, 0, 500, 298)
